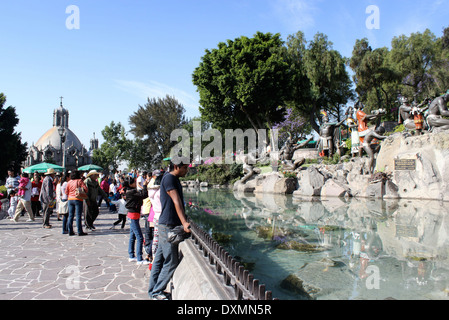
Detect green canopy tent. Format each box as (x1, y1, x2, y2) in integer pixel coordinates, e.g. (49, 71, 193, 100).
(23, 162, 65, 174)
(77, 164, 103, 171)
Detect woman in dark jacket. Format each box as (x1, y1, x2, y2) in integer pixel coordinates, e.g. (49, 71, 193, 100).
(124, 176, 149, 265)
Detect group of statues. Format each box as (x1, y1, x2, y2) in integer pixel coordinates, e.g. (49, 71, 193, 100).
(238, 90, 449, 184)
(316, 90, 449, 175)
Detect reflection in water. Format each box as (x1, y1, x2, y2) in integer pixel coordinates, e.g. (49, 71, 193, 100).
(184, 188, 449, 300)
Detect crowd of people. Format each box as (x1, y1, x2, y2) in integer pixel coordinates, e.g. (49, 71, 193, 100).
(3, 157, 191, 300)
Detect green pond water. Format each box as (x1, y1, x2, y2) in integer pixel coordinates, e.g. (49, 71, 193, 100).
(184, 188, 449, 300)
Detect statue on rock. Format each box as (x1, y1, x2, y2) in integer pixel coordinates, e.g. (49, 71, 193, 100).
(279, 134, 312, 172)
(424, 90, 449, 132)
(398, 96, 428, 134)
(318, 110, 346, 158)
(240, 153, 262, 184)
(362, 126, 388, 175)
(354, 101, 385, 157)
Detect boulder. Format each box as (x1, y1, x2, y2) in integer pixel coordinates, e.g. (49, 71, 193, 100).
(321, 179, 351, 198)
(376, 131, 449, 201)
(295, 167, 325, 197)
(254, 172, 297, 194)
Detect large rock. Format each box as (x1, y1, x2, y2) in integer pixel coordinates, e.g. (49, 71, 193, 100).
(254, 172, 297, 194)
(321, 179, 350, 198)
(234, 172, 297, 195)
(295, 167, 325, 197)
(376, 131, 449, 201)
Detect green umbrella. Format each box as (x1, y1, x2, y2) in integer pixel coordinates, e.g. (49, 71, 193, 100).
(23, 162, 65, 174)
(77, 164, 103, 171)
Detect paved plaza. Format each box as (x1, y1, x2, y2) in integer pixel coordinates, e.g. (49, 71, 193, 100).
(0, 207, 151, 300)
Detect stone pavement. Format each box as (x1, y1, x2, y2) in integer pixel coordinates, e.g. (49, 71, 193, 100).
(0, 206, 151, 300)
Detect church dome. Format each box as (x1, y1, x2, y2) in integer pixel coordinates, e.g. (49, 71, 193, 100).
(34, 126, 84, 151)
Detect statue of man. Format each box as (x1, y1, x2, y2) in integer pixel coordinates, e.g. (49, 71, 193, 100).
(425, 90, 449, 131)
(362, 126, 388, 175)
(354, 101, 384, 157)
(318, 111, 346, 158)
(398, 96, 428, 133)
(279, 135, 313, 171)
(240, 153, 261, 184)
(398, 96, 416, 131)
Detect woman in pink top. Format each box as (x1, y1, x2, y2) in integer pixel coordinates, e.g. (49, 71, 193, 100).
(65, 171, 88, 236)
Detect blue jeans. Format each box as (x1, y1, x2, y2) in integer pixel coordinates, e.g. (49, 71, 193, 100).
(148, 224, 180, 297)
(68, 200, 84, 234)
(129, 219, 144, 261)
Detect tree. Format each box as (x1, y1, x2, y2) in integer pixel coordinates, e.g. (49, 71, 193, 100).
(92, 121, 130, 172)
(128, 95, 187, 167)
(286, 32, 354, 133)
(349, 38, 400, 119)
(390, 29, 440, 100)
(192, 32, 291, 133)
(0, 93, 27, 177)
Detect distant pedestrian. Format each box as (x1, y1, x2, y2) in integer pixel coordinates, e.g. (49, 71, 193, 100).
(5, 170, 19, 198)
(39, 168, 56, 229)
(12, 172, 35, 223)
(31, 172, 42, 217)
(148, 158, 190, 300)
(17, 173, 30, 198)
(7, 190, 18, 219)
(65, 171, 88, 236)
(58, 173, 70, 234)
(98, 175, 110, 208)
(124, 176, 150, 265)
(84, 170, 109, 230)
(109, 192, 127, 229)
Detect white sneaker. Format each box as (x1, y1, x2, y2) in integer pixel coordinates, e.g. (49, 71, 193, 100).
(136, 260, 150, 265)
(128, 257, 137, 262)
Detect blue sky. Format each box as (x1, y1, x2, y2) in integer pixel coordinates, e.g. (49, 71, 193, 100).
(1, 0, 448, 149)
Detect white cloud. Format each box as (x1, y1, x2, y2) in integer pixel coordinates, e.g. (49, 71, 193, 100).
(114, 79, 199, 116)
(272, 0, 319, 31)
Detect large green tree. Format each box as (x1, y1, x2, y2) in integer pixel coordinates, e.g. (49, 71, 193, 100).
(349, 38, 400, 118)
(192, 32, 291, 133)
(128, 95, 187, 167)
(0, 93, 27, 177)
(390, 29, 441, 100)
(92, 121, 130, 172)
(286, 32, 354, 133)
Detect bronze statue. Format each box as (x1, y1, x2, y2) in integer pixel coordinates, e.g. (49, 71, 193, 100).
(355, 101, 385, 157)
(362, 126, 387, 175)
(398, 96, 428, 133)
(279, 134, 312, 171)
(240, 153, 261, 184)
(318, 111, 346, 158)
(424, 90, 449, 132)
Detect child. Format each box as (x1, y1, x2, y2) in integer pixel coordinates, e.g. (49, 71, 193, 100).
(109, 192, 127, 229)
(108, 192, 117, 213)
(7, 190, 18, 219)
(17, 173, 30, 198)
(124, 176, 150, 265)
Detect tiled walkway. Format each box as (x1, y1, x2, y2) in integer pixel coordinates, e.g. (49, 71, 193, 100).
(0, 207, 150, 300)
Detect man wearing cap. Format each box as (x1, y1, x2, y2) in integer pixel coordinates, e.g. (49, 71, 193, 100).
(84, 170, 109, 230)
(39, 168, 56, 228)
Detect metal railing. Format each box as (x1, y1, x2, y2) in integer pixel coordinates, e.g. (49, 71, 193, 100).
(188, 220, 276, 300)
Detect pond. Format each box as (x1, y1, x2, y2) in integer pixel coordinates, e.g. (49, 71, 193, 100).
(184, 188, 449, 300)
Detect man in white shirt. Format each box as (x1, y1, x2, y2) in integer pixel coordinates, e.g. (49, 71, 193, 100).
(12, 172, 35, 222)
(136, 171, 147, 191)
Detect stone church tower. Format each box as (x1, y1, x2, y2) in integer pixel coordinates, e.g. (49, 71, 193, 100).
(25, 98, 98, 171)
